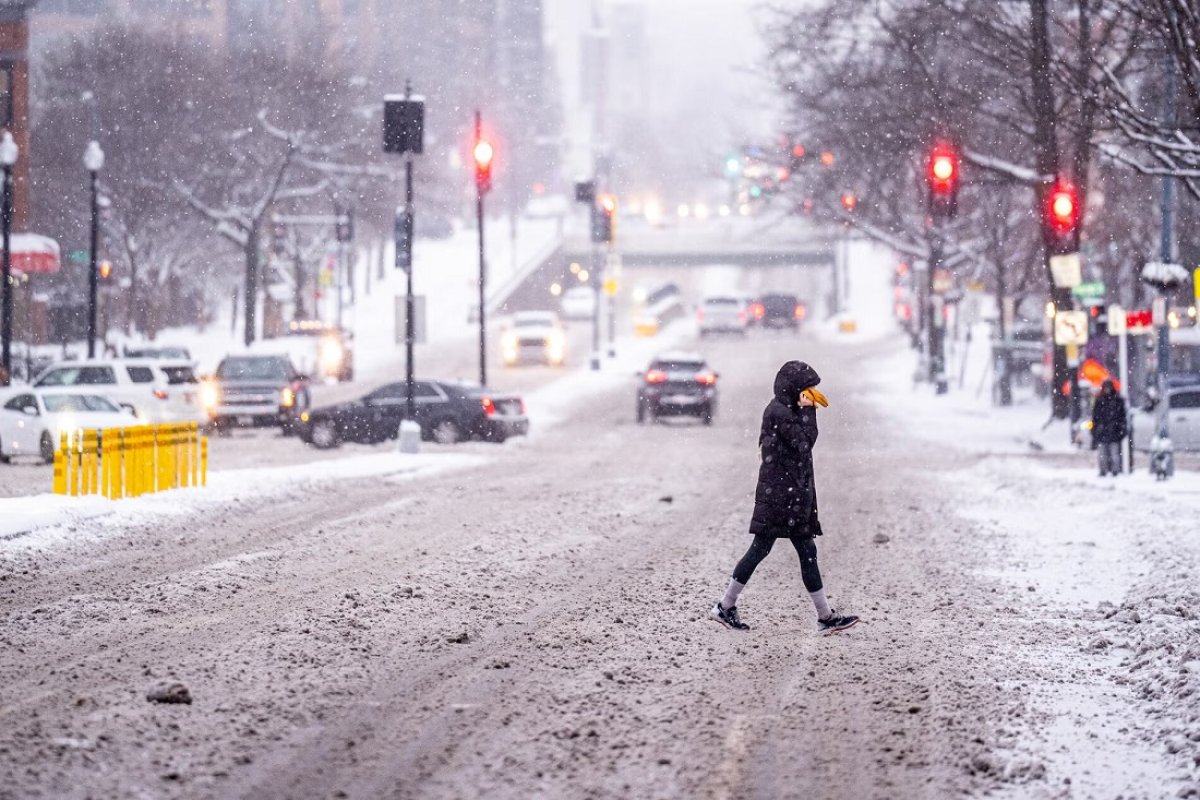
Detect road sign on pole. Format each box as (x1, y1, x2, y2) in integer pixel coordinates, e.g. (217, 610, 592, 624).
(1107, 304, 1126, 335)
(1053, 310, 1089, 346)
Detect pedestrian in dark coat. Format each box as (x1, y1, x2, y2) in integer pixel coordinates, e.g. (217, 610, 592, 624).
(710, 360, 859, 634)
(1092, 378, 1127, 476)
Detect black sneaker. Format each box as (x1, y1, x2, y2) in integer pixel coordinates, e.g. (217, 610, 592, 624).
(711, 602, 750, 631)
(817, 611, 859, 634)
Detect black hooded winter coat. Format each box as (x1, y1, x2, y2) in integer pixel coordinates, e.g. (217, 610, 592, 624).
(748, 361, 823, 539)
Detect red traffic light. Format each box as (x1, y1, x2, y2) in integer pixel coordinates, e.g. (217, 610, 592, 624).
(926, 144, 959, 195)
(841, 193, 857, 211)
(473, 139, 494, 170)
(1047, 180, 1079, 234)
(473, 137, 494, 193)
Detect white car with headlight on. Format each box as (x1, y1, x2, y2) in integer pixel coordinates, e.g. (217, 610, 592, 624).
(501, 311, 567, 367)
(0, 389, 136, 463)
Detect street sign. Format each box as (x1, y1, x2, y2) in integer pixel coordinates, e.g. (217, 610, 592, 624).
(1053, 310, 1089, 346)
(1049, 253, 1082, 288)
(68, 249, 88, 265)
(1107, 304, 1126, 335)
(1125, 308, 1153, 334)
(1071, 281, 1105, 300)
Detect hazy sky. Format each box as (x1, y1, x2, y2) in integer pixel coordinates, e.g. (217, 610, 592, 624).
(545, 0, 780, 178)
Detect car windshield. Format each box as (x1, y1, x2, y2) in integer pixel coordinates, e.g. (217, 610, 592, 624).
(762, 295, 798, 309)
(217, 358, 289, 381)
(42, 394, 121, 413)
(652, 361, 705, 373)
(161, 366, 198, 384)
(514, 316, 555, 328)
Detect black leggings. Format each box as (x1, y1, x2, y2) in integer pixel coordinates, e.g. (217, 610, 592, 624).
(732, 534, 823, 592)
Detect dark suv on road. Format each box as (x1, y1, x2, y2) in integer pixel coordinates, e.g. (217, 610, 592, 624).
(636, 352, 719, 425)
(205, 355, 311, 435)
(297, 379, 529, 448)
(750, 293, 806, 330)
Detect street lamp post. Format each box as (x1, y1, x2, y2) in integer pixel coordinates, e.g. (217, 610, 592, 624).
(0, 132, 17, 384)
(84, 140, 104, 359)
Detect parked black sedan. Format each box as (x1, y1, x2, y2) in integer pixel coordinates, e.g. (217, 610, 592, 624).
(635, 352, 719, 425)
(296, 379, 529, 448)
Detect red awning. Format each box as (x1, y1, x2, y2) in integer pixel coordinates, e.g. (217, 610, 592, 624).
(9, 233, 61, 275)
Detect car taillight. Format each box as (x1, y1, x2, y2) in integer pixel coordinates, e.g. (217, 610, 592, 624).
(481, 396, 497, 416)
(695, 371, 717, 385)
(645, 369, 668, 384)
(519, 398, 527, 415)
(753, 303, 765, 319)
(696, 309, 704, 323)
(738, 310, 747, 323)
(794, 304, 806, 320)
(153, 388, 169, 401)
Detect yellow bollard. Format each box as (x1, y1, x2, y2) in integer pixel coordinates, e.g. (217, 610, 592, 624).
(82, 430, 99, 496)
(52, 433, 66, 495)
(200, 436, 208, 487)
(69, 431, 82, 497)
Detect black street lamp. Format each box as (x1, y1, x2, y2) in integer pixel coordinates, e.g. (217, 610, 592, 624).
(84, 140, 104, 359)
(0, 131, 17, 384)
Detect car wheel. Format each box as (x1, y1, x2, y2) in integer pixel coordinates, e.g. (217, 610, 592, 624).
(432, 419, 464, 445)
(702, 406, 715, 426)
(636, 399, 646, 424)
(0, 436, 9, 464)
(309, 419, 341, 449)
(40, 431, 56, 464)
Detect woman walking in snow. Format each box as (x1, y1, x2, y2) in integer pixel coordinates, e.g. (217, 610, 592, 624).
(711, 360, 859, 633)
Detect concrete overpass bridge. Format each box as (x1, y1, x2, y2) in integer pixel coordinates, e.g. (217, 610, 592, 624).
(495, 216, 841, 315)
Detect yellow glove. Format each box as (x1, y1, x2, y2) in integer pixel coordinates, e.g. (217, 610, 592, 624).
(802, 387, 829, 408)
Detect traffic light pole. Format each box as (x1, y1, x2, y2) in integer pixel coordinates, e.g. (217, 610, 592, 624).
(590, 241, 601, 371)
(928, 223, 948, 394)
(477, 169, 487, 388)
(404, 152, 416, 422)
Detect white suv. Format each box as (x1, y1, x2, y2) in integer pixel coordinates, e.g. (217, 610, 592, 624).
(32, 358, 204, 424)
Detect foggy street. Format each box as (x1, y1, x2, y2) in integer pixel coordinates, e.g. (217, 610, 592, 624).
(4, 0, 1200, 798)
(4, 301, 1198, 798)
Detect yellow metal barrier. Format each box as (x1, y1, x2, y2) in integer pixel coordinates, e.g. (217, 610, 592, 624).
(52, 422, 208, 499)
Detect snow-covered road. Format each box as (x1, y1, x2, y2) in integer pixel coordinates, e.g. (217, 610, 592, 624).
(2, 315, 1196, 798)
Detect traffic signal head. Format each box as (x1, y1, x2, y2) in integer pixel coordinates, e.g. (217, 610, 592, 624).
(1045, 179, 1080, 253)
(1047, 183, 1077, 233)
(591, 194, 617, 243)
(473, 138, 494, 194)
(926, 142, 960, 219)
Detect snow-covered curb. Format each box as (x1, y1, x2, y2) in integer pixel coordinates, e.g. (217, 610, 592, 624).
(0, 452, 488, 550)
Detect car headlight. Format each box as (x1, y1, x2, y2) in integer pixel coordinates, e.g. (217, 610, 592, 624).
(319, 338, 344, 372)
(280, 386, 296, 408)
(200, 382, 219, 411)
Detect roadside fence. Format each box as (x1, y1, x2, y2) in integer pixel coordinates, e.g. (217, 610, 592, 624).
(52, 422, 208, 499)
